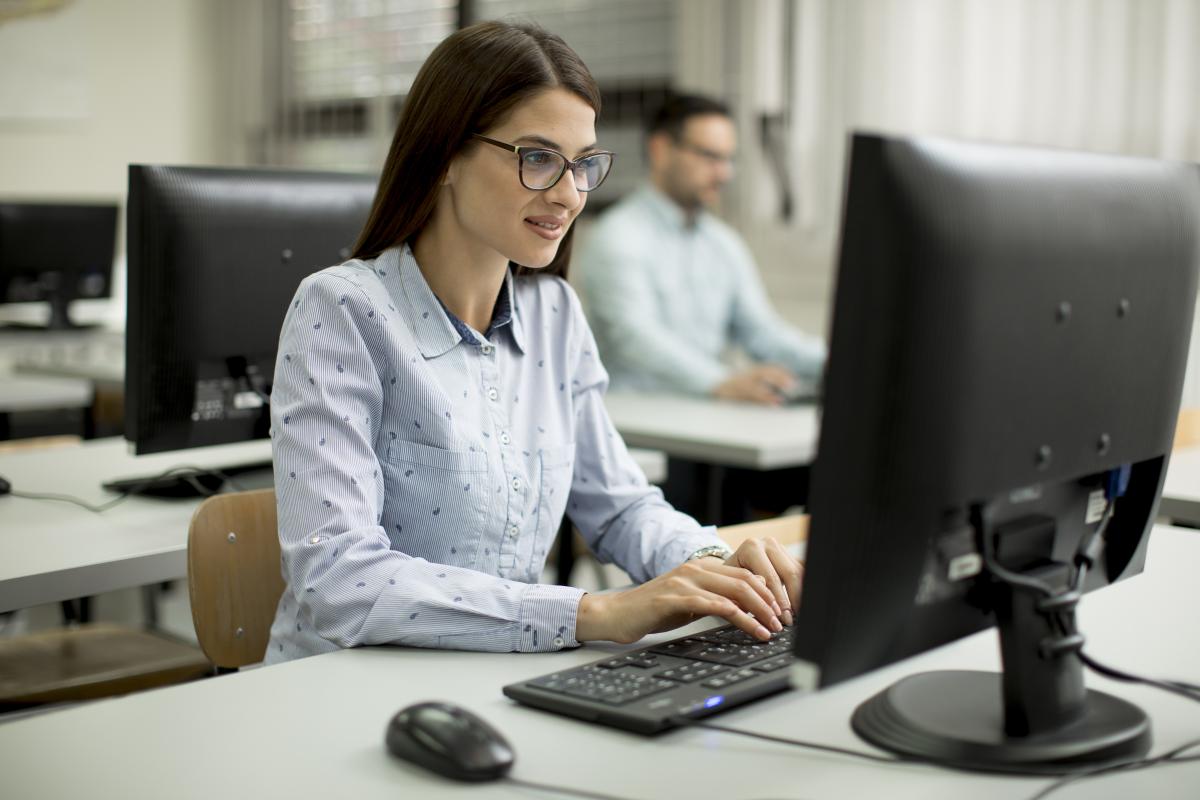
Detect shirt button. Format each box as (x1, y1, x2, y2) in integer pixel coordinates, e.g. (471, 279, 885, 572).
(500, 432, 511, 445)
(481, 344, 494, 355)
(511, 478, 522, 492)
(309, 536, 321, 544)
(553, 636, 565, 647)
(487, 387, 499, 401)
(508, 524, 519, 537)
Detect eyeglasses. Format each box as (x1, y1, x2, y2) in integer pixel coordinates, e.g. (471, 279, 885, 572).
(675, 140, 736, 167)
(472, 134, 615, 192)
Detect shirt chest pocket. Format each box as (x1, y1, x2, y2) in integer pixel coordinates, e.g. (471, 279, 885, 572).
(535, 443, 575, 541)
(381, 440, 489, 568)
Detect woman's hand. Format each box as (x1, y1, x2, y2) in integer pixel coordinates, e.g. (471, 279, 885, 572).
(575, 537, 803, 644)
(719, 536, 803, 626)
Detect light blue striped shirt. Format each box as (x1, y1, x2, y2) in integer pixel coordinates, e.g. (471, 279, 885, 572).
(264, 244, 722, 663)
(576, 184, 826, 394)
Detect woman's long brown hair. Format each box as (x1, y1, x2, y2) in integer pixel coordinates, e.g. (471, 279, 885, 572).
(351, 21, 601, 280)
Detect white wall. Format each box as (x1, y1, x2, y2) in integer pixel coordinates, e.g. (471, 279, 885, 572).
(0, 0, 225, 326)
(0, 0, 224, 200)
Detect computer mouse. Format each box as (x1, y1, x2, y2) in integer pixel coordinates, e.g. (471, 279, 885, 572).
(0, 474, 10, 495)
(384, 701, 515, 782)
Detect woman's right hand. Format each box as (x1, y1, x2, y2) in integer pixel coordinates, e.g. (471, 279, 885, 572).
(574, 558, 784, 645)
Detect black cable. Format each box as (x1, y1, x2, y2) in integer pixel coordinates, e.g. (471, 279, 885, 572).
(9, 464, 246, 513)
(1077, 650, 1200, 705)
(506, 776, 646, 800)
(1026, 737, 1200, 800)
(667, 717, 900, 765)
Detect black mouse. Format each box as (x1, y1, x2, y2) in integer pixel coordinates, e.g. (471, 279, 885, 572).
(0, 475, 10, 495)
(384, 701, 515, 782)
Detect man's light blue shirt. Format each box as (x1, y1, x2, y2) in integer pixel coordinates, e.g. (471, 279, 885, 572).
(264, 245, 722, 663)
(576, 184, 826, 395)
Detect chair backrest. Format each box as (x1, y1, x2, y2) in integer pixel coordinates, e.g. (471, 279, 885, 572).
(187, 488, 285, 669)
(1176, 407, 1200, 450)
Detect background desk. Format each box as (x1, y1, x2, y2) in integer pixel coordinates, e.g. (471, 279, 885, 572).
(604, 391, 819, 470)
(605, 392, 820, 524)
(0, 373, 93, 440)
(1162, 446, 1200, 527)
(1, 525, 1195, 800)
(0, 437, 666, 614)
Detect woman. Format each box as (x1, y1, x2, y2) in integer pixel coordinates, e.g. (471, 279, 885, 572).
(265, 21, 801, 663)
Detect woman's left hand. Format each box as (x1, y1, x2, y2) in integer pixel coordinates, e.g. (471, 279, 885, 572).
(695, 536, 803, 626)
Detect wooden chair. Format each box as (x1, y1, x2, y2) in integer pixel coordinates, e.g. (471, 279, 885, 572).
(1175, 407, 1200, 450)
(187, 489, 285, 671)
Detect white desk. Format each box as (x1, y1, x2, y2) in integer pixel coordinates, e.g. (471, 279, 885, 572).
(0, 373, 92, 413)
(1162, 447, 1200, 526)
(0, 438, 667, 613)
(1, 525, 1195, 799)
(0, 437, 274, 613)
(605, 391, 819, 470)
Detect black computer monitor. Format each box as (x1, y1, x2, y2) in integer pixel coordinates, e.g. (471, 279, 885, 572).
(0, 201, 117, 329)
(125, 165, 376, 456)
(794, 134, 1199, 772)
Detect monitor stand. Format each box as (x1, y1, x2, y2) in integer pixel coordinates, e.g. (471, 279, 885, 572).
(851, 561, 1151, 774)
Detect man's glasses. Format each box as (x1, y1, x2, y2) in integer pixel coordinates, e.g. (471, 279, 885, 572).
(675, 140, 736, 168)
(472, 134, 615, 192)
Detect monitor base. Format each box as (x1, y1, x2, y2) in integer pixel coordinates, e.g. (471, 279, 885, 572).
(852, 670, 1151, 775)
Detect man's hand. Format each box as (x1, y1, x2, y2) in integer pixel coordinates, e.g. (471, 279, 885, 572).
(712, 364, 797, 406)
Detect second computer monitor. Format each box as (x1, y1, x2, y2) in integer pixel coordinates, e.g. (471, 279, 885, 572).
(0, 201, 117, 329)
(125, 165, 377, 455)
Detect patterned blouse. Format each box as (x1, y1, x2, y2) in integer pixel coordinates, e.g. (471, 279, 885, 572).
(264, 244, 721, 663)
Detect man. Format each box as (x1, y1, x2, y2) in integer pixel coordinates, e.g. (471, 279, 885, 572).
(576, 93, 825, 405)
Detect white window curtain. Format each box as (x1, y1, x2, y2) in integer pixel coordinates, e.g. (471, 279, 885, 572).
(790, 0, 1200, 232)
(787, 0, 1200, 405)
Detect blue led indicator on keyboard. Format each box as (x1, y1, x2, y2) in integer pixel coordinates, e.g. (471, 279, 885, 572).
(705, 696, 725, 709)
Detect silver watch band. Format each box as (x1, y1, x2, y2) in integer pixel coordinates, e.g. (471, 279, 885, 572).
(686, 544, 734, 562)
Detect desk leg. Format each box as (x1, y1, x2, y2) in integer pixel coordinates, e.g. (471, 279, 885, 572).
(60, 597, 92, 625)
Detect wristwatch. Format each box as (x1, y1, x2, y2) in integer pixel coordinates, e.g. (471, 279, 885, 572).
(686, 544, 735, 562)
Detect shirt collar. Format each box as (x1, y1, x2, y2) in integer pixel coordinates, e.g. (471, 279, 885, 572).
(393, 244, 526, 358)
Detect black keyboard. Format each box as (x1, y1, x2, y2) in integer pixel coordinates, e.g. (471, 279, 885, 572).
(503, 623, 795, 734)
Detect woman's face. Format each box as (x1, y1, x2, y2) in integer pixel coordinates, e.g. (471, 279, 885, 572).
(444, 87, 597, 269)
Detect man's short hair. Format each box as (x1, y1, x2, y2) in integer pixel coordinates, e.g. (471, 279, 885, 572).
(646, 93, 732, 140)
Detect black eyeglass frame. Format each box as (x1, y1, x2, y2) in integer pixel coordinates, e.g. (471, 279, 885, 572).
(471, 134, 615, 192)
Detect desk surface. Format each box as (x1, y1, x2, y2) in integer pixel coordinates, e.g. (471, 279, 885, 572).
(1162, 447, 1200, 526)
(1, 525, 1195, 799)
(605, 391, 820, 470)
(0, 373, 93, 413)
(0, 438, 666, 613)
(0, 437, 274, 613)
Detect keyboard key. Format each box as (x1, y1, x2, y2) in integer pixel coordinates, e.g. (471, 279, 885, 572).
(655, 662, 727, 683)
(648, 638, 713, 660)
(702, 668, 760, 689)
(597, 654, 660, 670)
(751, 654, 793, 673)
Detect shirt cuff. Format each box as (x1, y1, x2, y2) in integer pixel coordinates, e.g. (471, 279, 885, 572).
(655, 525, 726, 575)
(517, 583, 587, 651)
